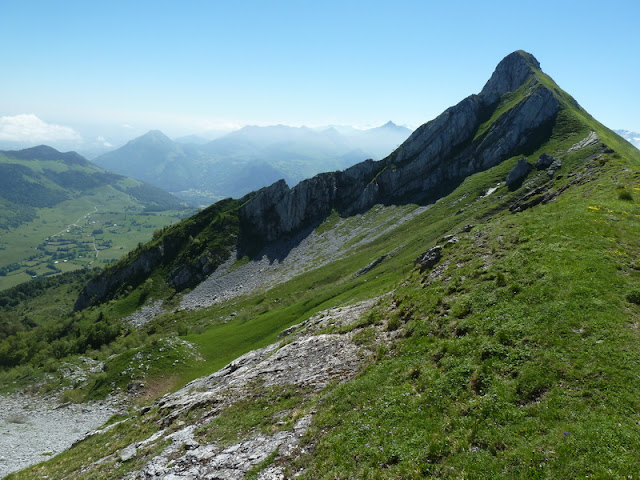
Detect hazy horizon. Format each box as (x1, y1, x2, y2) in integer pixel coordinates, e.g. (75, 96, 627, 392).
(1, 1, 639, 152)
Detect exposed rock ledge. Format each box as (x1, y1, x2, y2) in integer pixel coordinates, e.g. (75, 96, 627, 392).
(70, 299, 392, 480)
(75, 51, 563, 311)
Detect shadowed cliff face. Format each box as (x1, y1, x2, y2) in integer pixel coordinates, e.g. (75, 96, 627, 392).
(74, 198, 244, 311)
(238, 50, 560, 251)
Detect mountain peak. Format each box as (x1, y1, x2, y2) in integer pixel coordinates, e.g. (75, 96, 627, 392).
(368, 121, 411, 135)
(480, 50, 541, 103)
(125, 130, 174, 148)
(141, 130, 171, 140)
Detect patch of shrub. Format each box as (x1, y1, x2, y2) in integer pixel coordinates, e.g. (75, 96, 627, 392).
(451, 298, 472, 318)
(627, 290, 640, 305)
(618, 189, 633, 201)
(407, 364, 422, 380)
(375, 344, 388, 360)
(386, 316, 401, 332)
(60, 388, 85, 404)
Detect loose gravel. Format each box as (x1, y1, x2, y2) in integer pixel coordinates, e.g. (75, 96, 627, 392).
(125, 299, 165, 327)
(180, 204, 429, 311)
(0, 203, 430, 477)
(0, 394, 117, 478)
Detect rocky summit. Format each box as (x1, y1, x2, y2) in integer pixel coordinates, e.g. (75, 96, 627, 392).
(239, 51, 560, 245)
(7, 51, 640, 479)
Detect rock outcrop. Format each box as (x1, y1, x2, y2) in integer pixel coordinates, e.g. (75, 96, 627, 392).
(74, 245, 166, 311)
(536, 153, 556, 169)
(75, 199, 242, 310)
(505, 157, 533, 187)
(72, 300, 382, 479)
(414, 246, 442, 272)
(479, 50, 540, 104)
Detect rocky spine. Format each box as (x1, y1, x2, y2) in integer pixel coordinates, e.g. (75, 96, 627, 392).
(76, 51, 563, 309)
(239, 51, 560, 247)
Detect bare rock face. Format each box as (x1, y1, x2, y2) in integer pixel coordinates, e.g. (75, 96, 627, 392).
(74, 244, 165, 310)
(391, 95, 485, 168)
(75, 199, 240, 310)
(569, 131, 600, 152)
(76, 51, 563, 309)
(414, 246, 442, 272)
(536, 153, 556, 169)
(480, 50, 540, 104)
(536, 153, 563, 178)
(239, 51, 560, 249)
(74, 234, 222, 310)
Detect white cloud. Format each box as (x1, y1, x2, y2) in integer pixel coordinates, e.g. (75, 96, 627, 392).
(0, 114, 81, 143)
(96, 136, 113, 147)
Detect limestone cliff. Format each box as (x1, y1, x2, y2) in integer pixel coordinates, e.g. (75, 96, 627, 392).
(74, 198, 244, 310)
(238, 50, 561, 248)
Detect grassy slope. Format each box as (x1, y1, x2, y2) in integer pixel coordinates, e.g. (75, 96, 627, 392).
(0, 150, 191, 291)
(11, 126, 639, 478)
(298, 161, 640, 478)
(289, 104, 640, 477)
(7, 67, 640, 477)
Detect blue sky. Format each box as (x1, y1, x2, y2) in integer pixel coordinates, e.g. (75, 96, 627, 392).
(1, 0, 639, 146)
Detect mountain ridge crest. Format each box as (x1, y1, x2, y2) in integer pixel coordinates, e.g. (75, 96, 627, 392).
(75, 50, 575, 309)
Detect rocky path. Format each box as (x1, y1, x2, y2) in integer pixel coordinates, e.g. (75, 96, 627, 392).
(0, 394, 117, 478)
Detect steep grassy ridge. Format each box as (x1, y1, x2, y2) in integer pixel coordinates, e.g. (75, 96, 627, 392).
(297, 147, 640, 479)
(73, 196, 250, 311)
(11, 122, 639, 478)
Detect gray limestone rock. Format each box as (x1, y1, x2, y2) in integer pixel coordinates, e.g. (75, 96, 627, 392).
(536, 153, 555, 169)
(106, 300, 379, 480)
(74, 245, 165, 310)
(240, 54, 560, 249)
(569, 131, 600, 152)
(119, 445, 137, 462)
(77, 51, 563, 310)
(547, 158, 563, 177)
(355, 255, 387, 276)
(480, 50, 541, 105)
(505, 158, 533, 187)
(414, 246, 442, 272)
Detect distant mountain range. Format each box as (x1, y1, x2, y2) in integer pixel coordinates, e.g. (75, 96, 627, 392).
(92, 122, 412, 203)
(0, 145, 182, 215)
(615, 129, 640, 149)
